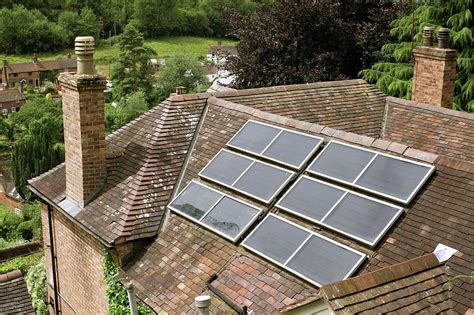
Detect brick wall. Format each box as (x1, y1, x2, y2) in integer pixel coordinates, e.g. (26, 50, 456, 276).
(412, 46, 457, 108)
(41, 204, 109, 314)
(59, 74, 107, 208)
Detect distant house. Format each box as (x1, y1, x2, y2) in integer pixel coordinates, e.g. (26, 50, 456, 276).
(0, 88, 25, 115)
(207, 45, 237, 64)
(1, 54, 77, 88)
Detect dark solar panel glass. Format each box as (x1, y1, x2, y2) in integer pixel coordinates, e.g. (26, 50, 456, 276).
(234, 162, 292, 202)
(244, 215, 309, 264)
(323, 194, 401, 245)
(263, 131, 322, 168)
(169, 182, 222, 220)
(200, 150, 253, 186)
(356, 155, 432, 202)
(228, 121, 280, 154)
(286, 235, 363, 285)
(309, 143, 375, 182)
(202, 197, 260, 239)
(277, 177, 345, 221)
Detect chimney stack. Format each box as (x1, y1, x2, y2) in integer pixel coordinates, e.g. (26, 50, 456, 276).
(32, 53, 38, 64)
(59, 36, 106, 208)
(412, 27, 457, 109)
(176, 86, 187, 95)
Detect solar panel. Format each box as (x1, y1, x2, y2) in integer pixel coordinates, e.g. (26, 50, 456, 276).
(307, 141, 435, 204)
(276, 176, 403, 246)
(228, 120, 323, 169)
(168, 181, 262, 242)
(199, 149, 294, 204)
(243, 214, 366, 286)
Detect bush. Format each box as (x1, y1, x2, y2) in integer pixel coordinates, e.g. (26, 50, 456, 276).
(25, 257, 48, 314)
(0, 252, 42, 274)
(0, 204, 22, 241)
(105, 91, 148, 132)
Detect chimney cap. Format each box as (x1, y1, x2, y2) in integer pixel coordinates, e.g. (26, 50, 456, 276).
(75, 36, 95, 55)
(422, 26, 435, 47)
(437, 27, 450, 49)
(195, 295, 211, 308)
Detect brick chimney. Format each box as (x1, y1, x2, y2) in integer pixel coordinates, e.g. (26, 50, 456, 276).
(59, 36, 106, 208)
(412, 27, 457, 108)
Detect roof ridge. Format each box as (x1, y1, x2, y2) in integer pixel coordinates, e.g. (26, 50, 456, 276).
(212, 79, 368, 97)
(320, 253, 442, 300)
(27, 162, 65, 185)
(168, 92, 211, 102)
(386, 96, 474, 120)
(0, 269, 22, 283)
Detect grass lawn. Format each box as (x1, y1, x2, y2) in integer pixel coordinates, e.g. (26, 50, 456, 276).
(0, 36, 237, 76)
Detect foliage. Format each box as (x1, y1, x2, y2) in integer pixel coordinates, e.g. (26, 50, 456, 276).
(25, 256, 49, 314)
(0, 201, 42, 246)
(0, 5, 68, 54)
(156, 52, 206, 100)
(105, 91, 148, 132)
(133, 0, 178, 37)
(103, 250, 153, 314)
(361, 0, 474, 112)
(0, 203, 22, 242)
(110, 25, 157, 104)
(58, 8, 100, 46)
(8, 97, 64, 199)
(225, 0, 396, 89)
(0, 251, 42, 274)
(18, 202, 43, 241)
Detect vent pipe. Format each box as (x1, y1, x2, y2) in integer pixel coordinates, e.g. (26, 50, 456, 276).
(195, 295, 211, 315)
(75, 36, 95, 75)
(438, 27, 450, 49)
(422, 26, 434, 47)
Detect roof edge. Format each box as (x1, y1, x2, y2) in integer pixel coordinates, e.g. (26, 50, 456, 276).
(319, 253, 441, 300)
(212, 79, 368, 98)
(386, 96, 474, 120)
(0, 269, 22, 282)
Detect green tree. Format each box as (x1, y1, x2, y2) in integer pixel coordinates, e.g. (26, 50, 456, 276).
(58, 8, 100, 45)
(105, 91, 148, 132)
(360, 0, 474, 112)
(156, 52, 206, 99)
(133, 0, 178, 37)
(110, 24, 156, 103)
(8, 97, 64, 199)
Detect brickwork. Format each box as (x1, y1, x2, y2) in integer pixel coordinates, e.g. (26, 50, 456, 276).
(59, 74, 107, 208)
(412, 46, 457, 108)
(41, 204, 109, 314)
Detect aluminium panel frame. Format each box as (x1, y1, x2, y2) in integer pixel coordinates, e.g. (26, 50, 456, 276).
(167, 180, 263, 243)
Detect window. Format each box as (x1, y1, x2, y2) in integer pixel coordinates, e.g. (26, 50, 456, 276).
(2, 109, 8, 116)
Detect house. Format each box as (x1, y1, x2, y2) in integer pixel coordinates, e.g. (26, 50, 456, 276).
(0, 88, 25, 115)
(28, 31, 472, 314)
(0, 270, 35, 314)
(1, 54, 76, 88)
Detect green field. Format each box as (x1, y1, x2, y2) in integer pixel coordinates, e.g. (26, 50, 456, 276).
(0, 36, 236, 76)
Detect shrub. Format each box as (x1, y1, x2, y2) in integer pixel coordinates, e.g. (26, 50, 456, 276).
(25, 256, 48, 314)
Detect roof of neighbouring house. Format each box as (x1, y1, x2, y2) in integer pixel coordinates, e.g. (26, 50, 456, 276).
(29, 79, 473, 313)
(4, 58, 77, 74)
(0, 270, 35, 314)
(0, 89, 25, 103)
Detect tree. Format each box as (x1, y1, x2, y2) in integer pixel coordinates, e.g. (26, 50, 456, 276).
(105, 91, 148, 132)
(156, 52, 206, 99)
(225, 0, 396, 89)
(8, 97, 64, 199)
(360, 0, 473, 112)
(133, 0, 178, 37)
(110, 24, 156, 104)
(58, 8, 100, 45)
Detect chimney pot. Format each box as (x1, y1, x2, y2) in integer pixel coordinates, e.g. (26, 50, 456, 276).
(75, 36, 95, 75)
(176, 86, 187, 95)
(32, 53, 38, 64)
(438, 27, 450, 48)
(422, 26, 434, 47)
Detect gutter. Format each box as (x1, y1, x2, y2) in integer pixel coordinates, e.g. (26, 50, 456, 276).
(27, 184, 113, 248)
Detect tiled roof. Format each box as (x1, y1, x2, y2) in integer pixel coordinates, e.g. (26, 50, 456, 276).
(214, 79, 387, 138)
(122, 214, 237, 313)
(28, 94, 208, 244)
(319, 253, 453, 314)
(4, 58, 77, 74)
(0, 270, 34, 314)
(0, 89, 25, 103)
(207, 45, 238, 56)
(383, 97, 474, 162)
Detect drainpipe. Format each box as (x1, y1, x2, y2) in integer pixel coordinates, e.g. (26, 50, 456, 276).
(126, 283, 138, 315)
(47, 204, 60, 315)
